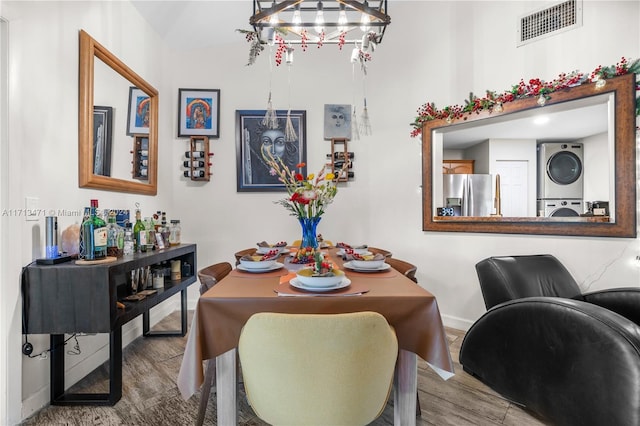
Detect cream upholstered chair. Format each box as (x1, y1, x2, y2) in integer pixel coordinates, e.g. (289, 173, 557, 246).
(238, 312, 398, 426)
(195, 262, 232, 426)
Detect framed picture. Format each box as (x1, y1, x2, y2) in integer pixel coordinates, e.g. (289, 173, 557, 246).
(93, 105, 113, 176)
(178, 88, 220, 137)
(235, 110, 307, 192)
(126, 87, 150, 135)
(324, 104, 352, 140)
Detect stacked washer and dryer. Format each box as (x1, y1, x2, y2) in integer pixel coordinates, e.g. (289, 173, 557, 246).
(537, 143, 584, 217)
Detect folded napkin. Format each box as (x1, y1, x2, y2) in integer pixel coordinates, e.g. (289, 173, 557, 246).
(343, 252, 385, 261)
(240, 250, 280, 261)
(336, 242, 368, 249)
(257, 240, 288, 248)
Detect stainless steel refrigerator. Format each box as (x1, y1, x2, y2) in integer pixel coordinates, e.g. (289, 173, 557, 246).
(442, 174, 493, 217)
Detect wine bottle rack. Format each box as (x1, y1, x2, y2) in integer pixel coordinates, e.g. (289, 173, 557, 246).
(184, 136, 212, 181)
(327, 138, 354, 182)
(131, 135, 149, 180)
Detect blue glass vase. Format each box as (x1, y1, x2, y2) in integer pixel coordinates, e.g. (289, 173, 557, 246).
(298, 217, 321, 249)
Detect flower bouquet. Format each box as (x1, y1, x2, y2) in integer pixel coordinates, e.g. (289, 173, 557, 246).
(263, 151, 347, 250)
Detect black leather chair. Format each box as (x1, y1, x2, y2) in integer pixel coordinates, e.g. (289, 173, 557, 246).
(460, 254, 640, 426)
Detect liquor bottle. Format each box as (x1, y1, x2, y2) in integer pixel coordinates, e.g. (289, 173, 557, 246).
(80, 206, 94, 260)
(183, 160, 206, 168)
(78, 206, 90, 259)
(90, 199, 107, 259)
(161, 212, 170, 244)
(144, 217, 155, 251)
(106, 210, 122, 257)
(140, 159, 149, 167)
(184, 170, 206, 178)
(169, 220, 181, 246)
(133, 208, 146, 252)
(123, 223, 134, 256)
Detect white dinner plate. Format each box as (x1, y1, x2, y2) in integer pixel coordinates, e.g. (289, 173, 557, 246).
(237, 262, 284, 273)
(343, 261, 391, 272)
(337, 249, 372, 257)
(289, 277, 351, 292)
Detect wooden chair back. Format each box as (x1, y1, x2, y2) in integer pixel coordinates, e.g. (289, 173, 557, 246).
(197, 262, 232, 295)
(386, 257, 418, 283)
(234, 248, 256, 265)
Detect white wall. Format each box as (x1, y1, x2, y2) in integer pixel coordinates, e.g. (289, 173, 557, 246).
(2, 1, 639, 424)
(1, 1, 175, 423)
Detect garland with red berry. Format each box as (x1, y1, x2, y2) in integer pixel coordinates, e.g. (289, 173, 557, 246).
(410, 57, 640, 138)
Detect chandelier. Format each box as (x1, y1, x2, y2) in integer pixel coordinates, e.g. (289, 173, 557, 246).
(249, 0, 390, 46)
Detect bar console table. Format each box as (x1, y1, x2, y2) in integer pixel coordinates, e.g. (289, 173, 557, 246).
(22, 243, 197, 406)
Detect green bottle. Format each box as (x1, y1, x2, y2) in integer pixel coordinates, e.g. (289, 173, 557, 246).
(133, 208, 146, 252)
(91, 199, 107, 259)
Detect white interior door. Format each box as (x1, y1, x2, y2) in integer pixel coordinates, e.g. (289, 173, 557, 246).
(494, 160, 529, 217)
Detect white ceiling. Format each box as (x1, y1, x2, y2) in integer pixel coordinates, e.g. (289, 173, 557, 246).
(131, 1, 251, 50)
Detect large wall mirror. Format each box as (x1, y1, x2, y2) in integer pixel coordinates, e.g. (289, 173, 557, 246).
(78, 30, 158, 195)
(422, 73, 636, 238)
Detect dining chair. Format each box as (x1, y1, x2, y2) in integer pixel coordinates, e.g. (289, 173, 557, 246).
(234, 248, 256, 265)
(368, 247, 393, 258)
(238, 311, 398, 426)
(385, 257, 418, 283)
(195, 261, 232, 426)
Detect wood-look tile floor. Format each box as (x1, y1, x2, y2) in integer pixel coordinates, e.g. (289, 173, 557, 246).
(21, 311, 550, 425)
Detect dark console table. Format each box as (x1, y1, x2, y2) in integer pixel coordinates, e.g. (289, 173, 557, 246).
(22, 243, 197, 406)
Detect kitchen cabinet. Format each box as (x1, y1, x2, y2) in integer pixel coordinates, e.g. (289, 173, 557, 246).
(443, 159, 474, 174)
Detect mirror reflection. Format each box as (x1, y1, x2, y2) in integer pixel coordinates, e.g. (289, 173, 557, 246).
(433, 93, 613, 220)
(421, 73, 636, 238)
(78, 30, 158, 196)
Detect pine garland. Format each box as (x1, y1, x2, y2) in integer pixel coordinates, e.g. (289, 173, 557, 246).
(411, 57, 640, 138)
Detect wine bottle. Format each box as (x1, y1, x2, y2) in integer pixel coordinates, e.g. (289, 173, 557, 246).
(185, 151, 205, 158)
(184, 170, 206, 178)
(333, 160, 353, 169)
(133, 208, 146, 252)
(326, 152, 354, 160)
(183, 160, 206, 168)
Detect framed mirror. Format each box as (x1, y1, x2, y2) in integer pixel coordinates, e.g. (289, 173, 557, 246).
(422, 73, 636, 238)
(78, 30, 158, 195)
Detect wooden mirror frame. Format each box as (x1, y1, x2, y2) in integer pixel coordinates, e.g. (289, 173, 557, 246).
(78, 30, 158, 195)
(421, 73, 637, 238)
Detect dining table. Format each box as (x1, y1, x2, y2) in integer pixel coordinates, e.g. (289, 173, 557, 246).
(177, 247, 455, 426)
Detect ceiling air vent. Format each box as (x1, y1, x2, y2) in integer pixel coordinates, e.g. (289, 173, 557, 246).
(518, 0, 582, 46)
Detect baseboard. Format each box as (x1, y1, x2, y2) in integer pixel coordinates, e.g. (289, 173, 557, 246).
(21, 299, 180, 421)
(441, 314, 474, 332)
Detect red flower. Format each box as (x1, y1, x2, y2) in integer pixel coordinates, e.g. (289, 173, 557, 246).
(295, 173, 304, 181)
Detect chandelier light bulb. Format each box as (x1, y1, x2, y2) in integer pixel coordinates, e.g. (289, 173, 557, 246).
(338, 5, 348, 32)
(292, 6, 302, 32)
(314, 1, 324, 34)
(360, 13, 371, 32)
(269, 1, 279, 25)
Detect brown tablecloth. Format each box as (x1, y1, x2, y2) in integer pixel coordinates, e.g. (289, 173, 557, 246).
(178, 248, 454, 399)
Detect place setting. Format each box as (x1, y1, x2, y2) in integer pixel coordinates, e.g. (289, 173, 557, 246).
(255, 240, 290, 256)
(275, 255, 369, 296)
(233, 251, 287, 277)
(340, 249, 397, 277)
